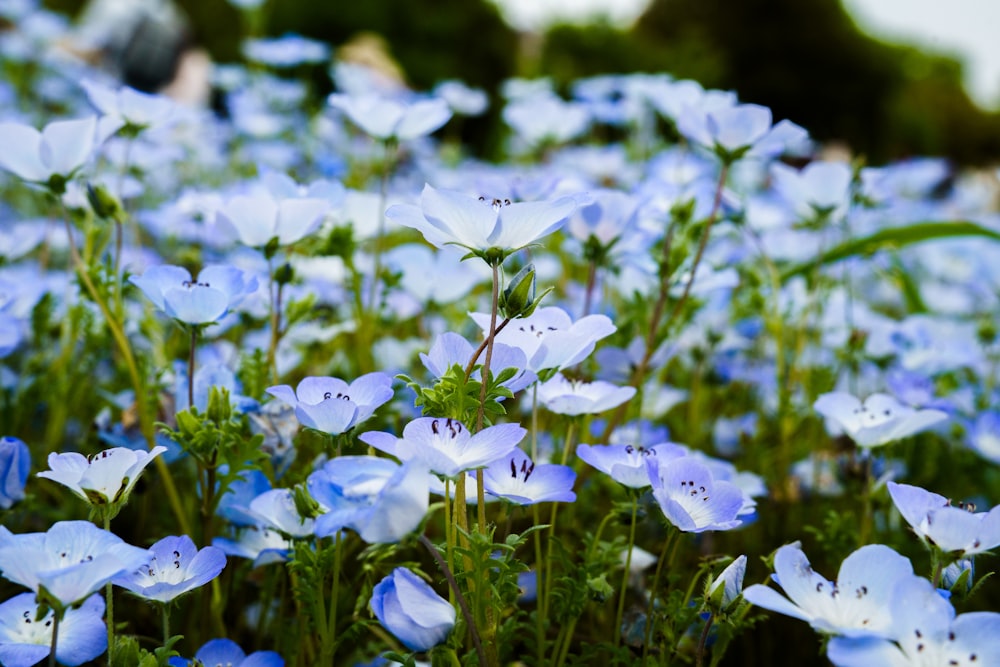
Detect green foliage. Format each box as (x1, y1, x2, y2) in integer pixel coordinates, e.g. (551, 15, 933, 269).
(111, 635, 181, 667)
(398, 363, 515, 425)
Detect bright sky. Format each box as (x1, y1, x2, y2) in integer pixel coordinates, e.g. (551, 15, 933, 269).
(490, 0, 1000, 110)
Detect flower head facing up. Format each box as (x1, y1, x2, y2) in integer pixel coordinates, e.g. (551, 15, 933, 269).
(0, 592, 106, 667)
(370, 567, 456, 652)
(477, 448, 576, 505)
(887, 481, 1000, 557)
(265, 373, 394, 435)
(742, 542, 914, 638)
(360, 417, 526, 478)
(677, 103, 808, 164)
(37, 446, 167, 515)
(386, 184, 579, 263)
(537, 373, 636, 417)
(577, 442, 687, 489)
(814, 392, 948, 449)
(0, 116, 109, 192)
(0, 520, 150, 609)
(647, 456, 744, 532)
(168, 638, 283, 667)
(116, 535, 226, 603)
(129, 265, 258, 327)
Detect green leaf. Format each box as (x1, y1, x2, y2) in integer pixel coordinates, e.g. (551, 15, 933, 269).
(780, 221, 1000, 282)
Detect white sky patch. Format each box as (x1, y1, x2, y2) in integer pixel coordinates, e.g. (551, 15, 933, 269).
(490, 0, 1000, 110)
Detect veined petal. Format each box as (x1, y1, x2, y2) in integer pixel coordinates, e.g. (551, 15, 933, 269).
(40, 117, 98, 176)
(419, 185, 497, 250)
(0, 122, 47, 182)
(491, 196, 577, 250)
(163, 285, 229, 324)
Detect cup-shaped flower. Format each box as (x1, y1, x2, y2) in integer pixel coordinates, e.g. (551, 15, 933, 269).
(647, 456, 744, 532)
(266, 373, 394, 435)
(81, 79, 176, 133)
(129, 265, 258, 326)
(707, 555, 747, 611)
(537, 374, 636, 416)
(827, 575, 1000, 667)
(247, 489, 315, 539)
(477, 449, 576, 505)
(887, 481, 1000, 557)
(37, 446, 167, 512)
(168, 638, 283, 667)
(742, 542, 914, 638)
(328, 94, 452, 141)
(0, 437, 30, 509)
(577, 442, 686, 489)
(309, 457, 430, 543)
(0, 521, 150, 609)
(386, 184, 578, 261)
(115, 535, 226, 603)
(360, 417, 526, 478)
(216, 190, 329, 248)
(370, 567, 456, 652)
(470, 306, 616, 373)
(213, 525, 291, 568)
(677, 103, 808, 163)
(814, 392, 948, 449)
(0, 592, 106, 667)
(0, 117, 108, 191)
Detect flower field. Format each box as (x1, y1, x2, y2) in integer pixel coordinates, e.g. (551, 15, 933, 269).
(1, 3, 999, 666)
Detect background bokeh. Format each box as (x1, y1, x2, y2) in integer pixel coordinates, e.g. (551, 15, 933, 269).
(45, 0, 1000, 165)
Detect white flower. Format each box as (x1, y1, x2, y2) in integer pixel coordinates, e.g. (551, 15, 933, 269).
(814, 392, 947, 448)
(37, 446, 167, 508)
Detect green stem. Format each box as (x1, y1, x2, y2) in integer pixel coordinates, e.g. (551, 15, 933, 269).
(267, 256, 280, 384)
(542, 421, 576, 620)
(859, 454, 873, 545)
(323, 532, 343, 664)
(553, 615, 579, 667)
(188, 326, 197, 410)
(47, 611, 60, 667)
(59, 210, 192, 536)
(643, 527, 678, 661)
(104, 512, 114, 663)
(696, 612, 713, 667)
(161, 603, 170, 648)
(614, 496, 639, 648)
(418, 535, 486, 667)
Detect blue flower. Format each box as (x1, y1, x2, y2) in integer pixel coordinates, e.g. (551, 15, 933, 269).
(266, 373, 394, 436)
(827, 575, 1000, 666)
(308, 456, 430, 544)
(477, 448, 576, 505)
(0, 592, 106, 667)
(370, 567, 455, 652)
(360, 418, 525, 478)
(129, 265, 258, 326)
(0, 521, 149, 609)
(677, 102, 808, 163)
(814, 392, 948, 449)
(169, 638, 283, 667)
(887, 481, 1000, 557)
(37, 446, 167, 509)
(743, 543, 914, 638)
(115, 535, 226, 603)
(647, 456, 744, 532)
(386, 184, 579, 260)
(0, 116, 110, 189)
(328, 94, 451, 141)
(536, 374, 636, 417)
(0, 437, 29, 509)
(577, 442, 687, 489)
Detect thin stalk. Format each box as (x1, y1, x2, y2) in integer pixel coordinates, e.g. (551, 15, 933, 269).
(104, 512, 115, 662)
(59, 211, 192, 536)
(188, 327, 197, 410)
(444, 477, 454, 595)
(266, 257, 281, 384)
(474, 262, 502, 533)
(161, 603, 171, 648)
(613, 496, 639, 648)
(859, 454, 874, 545)
(462, 317, 512, 380)
(47, 612, 60, 667)
(367, 139, 396, 318)
(695, 612, 713, 667)
(419, 535, 487, 667)
(542, 421, 576, 618)
(643, 527, 678, 660)
(601, 162, 729, 442)
(322, 532, 343, 665)
(553, 615, 579, 667)
(532, 503, 546, 665)
(582, 258, 598, 317)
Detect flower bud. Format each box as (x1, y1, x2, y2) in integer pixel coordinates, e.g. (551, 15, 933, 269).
(86, 183, 124, 221)
(707, 554, 747, 611)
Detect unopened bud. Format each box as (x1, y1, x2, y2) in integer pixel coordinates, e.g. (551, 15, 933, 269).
(86, 183, 124, 220)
